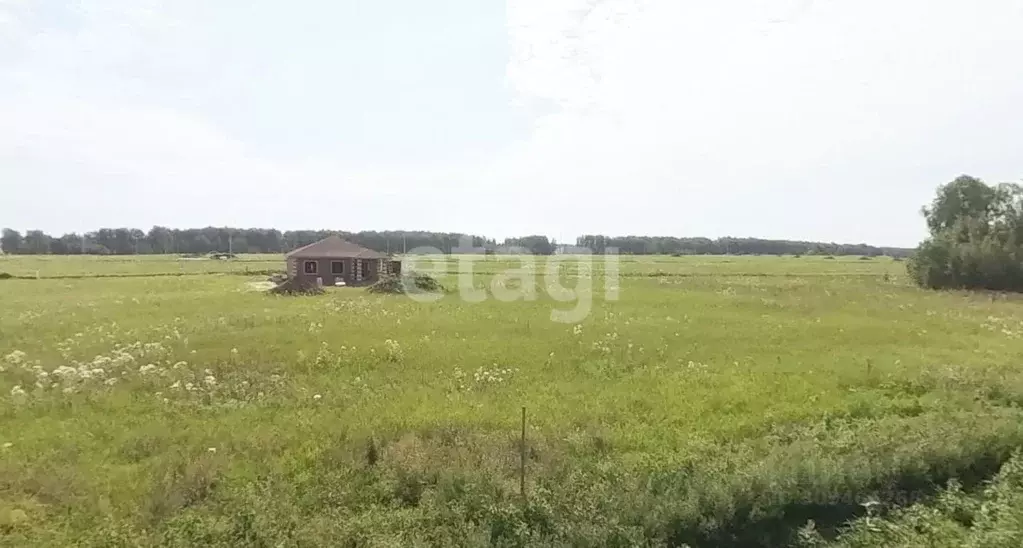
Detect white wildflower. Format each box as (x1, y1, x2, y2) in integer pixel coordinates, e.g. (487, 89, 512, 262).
(2, 442, 11, 449)
(104, 378, 118, 386)
(313, 394, 322, 400)
(3, 350, 27, 366)
(384, 339, 403, 362)
(204, 375, 217, 387)
(208, 447, 217, 453)
(52, 365, 78, 379)
(139, 364, 159, 375)
(170, 381, 182, 390)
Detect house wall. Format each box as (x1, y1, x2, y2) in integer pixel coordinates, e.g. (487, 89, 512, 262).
(288, 257, 391, 287)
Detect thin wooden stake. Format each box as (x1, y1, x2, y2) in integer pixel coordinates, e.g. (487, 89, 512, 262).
(520, 406, 527, 499)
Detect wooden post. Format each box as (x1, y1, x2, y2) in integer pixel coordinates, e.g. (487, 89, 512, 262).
(520, 406, 526, 499)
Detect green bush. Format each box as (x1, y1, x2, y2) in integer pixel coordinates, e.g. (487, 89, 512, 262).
(808, 450, 1023, 547)
(909, 176, 1023, 292)
(367, 272, 444, 295)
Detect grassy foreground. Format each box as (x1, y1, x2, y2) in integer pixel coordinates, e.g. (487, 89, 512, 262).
(3, 254, 1023, 546)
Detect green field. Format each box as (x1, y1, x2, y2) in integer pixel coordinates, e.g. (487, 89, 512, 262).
(3, 254, 1023, 546)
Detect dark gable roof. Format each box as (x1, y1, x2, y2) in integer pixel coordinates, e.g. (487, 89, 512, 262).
(286, 235, 391, 259)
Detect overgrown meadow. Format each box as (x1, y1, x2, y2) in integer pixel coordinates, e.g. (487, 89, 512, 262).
(3, 254, 1023, 546)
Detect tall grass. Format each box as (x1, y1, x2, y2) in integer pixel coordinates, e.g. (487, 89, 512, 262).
(0, 255, 1021, 546)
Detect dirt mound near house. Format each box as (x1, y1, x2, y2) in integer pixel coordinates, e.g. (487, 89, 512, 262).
(268, 277, 325, 296)
(367, 273, 444, 295)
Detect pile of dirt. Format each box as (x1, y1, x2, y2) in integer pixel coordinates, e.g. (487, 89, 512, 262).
(367, 273, 444, 295)
(268, 277, 325, 296)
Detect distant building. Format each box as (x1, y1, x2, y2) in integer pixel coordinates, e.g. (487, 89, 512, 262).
(286, 235, 400, 287)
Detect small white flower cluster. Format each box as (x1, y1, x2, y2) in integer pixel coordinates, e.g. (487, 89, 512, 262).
(6, 346, 145, 394)
(383, 339, 403, 363)
(453, 368, 467, 391)
(314, 342, 338, 368)
(168, 367, 219, 393)
(3, 350, 28, 369)
(590, 331, 620, 354)
(350, 375, 369, 392)
(980, 316, 1023, 339)
(4, 343, 200, 401)
(451, 365, 518, 392)
(474, 365, 516, 384)
(572, 324, 583, 336)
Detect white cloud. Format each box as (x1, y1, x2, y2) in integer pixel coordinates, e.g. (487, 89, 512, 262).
(500, 0, 1023, 244)
(1, 0, 1022, 246)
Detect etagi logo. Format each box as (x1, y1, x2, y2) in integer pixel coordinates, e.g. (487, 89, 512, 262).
(400, 237, 620, 324)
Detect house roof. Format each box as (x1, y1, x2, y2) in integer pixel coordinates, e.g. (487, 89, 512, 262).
(286, 236, 391, 259)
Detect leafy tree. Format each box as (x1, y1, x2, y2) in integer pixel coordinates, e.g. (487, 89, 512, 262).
(1, 228, 22, 254)
(147, 226, 175, 254)
(501, 235, 555, 255)
(23, 230, 52, 254)
(53, 233, 84, 255)
(909, 176, 1023, 291)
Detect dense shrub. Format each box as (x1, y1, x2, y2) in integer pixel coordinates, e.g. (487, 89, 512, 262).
(807, 451, 1023, 547)
(0, 272, 12, 280)
(368, 273, 444, 295)
(909, 176, 1023, 291)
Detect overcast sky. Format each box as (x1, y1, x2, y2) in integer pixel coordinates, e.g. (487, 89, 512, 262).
(2, 0, 1021, 247)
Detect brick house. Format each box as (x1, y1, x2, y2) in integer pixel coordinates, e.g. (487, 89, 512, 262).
(285, 236, 400, 287)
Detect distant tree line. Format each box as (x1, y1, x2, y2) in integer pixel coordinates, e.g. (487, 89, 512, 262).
(0, 226, 910, 257)
(575, 235, 911, 257)
(0, 227, 494, 256)
(909, 175, 1023, 291)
